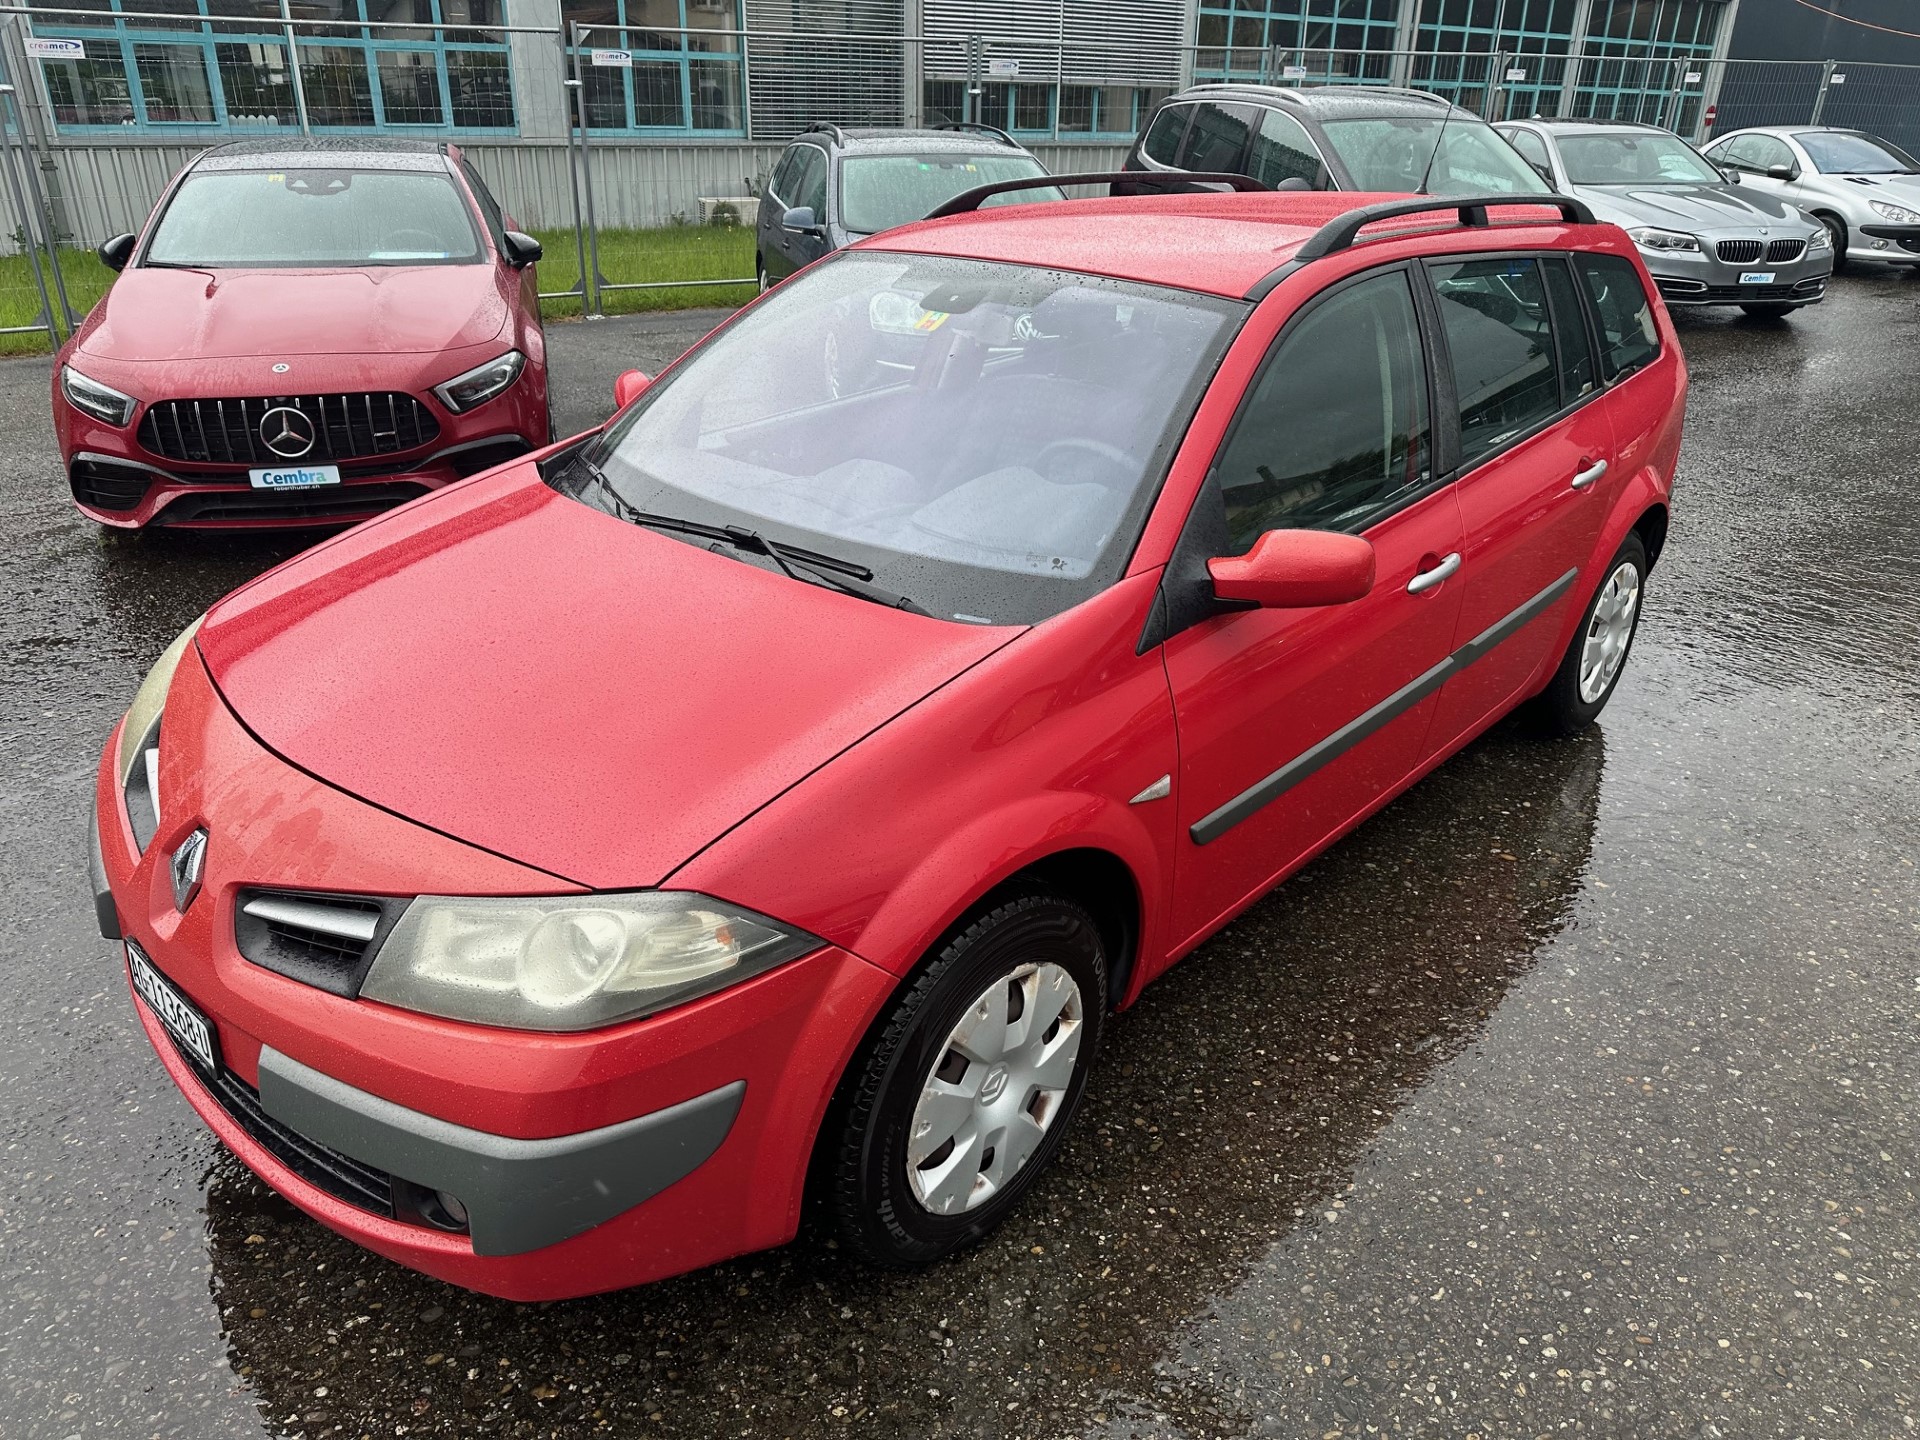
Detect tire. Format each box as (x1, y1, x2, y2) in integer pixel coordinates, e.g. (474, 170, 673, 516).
(1532, 532, 1648, 738)
(824, 891, 1107, 1269)
(1819, 213, 1849, 273)
(755, 256, 769, 293)
(1739, 302, 1795, 318)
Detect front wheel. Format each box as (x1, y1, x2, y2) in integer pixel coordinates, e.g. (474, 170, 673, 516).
(755, 256, 769, 293)
(1531, 533, 1647, 737)
(1820, 214, 1849, 272)
(823, 892, 1106, 1269)
(1740, 302, 1797, 318)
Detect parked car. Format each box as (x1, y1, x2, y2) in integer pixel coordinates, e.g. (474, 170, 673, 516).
(755, 122, 1061, 288)
(1122, 84, 1552, 196)
(92, 180, 1683, 1300)
(55, 138, 548, 531)
(1699, 125, 1920, 271)
(1497, 118, 1832, 317)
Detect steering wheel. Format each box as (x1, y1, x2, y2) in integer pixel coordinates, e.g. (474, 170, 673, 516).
(1037, 437, 1134, 489)
(380, 228, 444, 254)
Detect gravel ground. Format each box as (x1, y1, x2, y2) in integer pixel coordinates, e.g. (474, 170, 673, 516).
(1, 281, 1915, 1439)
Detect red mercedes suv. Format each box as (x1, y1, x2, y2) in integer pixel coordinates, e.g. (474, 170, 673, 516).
(54, 139, 547, 531)
(90, 182, 1683, 1299)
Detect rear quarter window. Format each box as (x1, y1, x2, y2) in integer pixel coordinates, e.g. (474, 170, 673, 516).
(1142, 104, 1191, 165)
(1575, 254, 1660, 380)
(1175, 102, 1257, 172)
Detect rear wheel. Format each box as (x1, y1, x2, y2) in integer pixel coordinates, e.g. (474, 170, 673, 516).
(1739, 301, 1796, 318)
(755, 256, 769, 293)
(1532, 533, 1647, 737)
(824, 892, 1106, 1269)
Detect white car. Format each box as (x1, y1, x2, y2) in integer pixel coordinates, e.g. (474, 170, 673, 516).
(1701, 126, 1920, 270)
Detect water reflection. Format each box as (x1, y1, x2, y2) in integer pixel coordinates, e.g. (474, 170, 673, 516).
(200, 719, 1604, 1439)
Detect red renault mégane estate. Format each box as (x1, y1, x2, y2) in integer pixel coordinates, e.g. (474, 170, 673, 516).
(54, 138, 547, 531)
(89, 182, 1684, 1300)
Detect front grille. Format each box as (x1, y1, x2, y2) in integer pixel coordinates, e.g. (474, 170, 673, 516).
(138, 393, 439, 466)
(1766, 238, 1806, 263)
(153, 481, 427, 526)
(169, 1032, 396, 1219)
(70, 458, 153, 512)
(235, 889, 403, 998)
(1716, 239, 1764, 264)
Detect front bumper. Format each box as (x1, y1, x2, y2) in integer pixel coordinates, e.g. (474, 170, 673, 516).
(92, 654, 897, 1298)
(1854, 222, 1920, 263)
(1643, 241, 1833, 307)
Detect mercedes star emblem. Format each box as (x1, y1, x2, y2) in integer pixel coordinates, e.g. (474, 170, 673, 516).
(259, 405, 317, 459)
(170, 828, 207, 913)
(271, 362, 290, 374)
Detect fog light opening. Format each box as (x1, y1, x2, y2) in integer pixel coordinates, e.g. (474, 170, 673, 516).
(434, 1191, 469, 1227)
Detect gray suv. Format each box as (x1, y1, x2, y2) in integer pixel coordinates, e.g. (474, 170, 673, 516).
(755, 123, 1058, 289)
(1497, 118, 1832, 318)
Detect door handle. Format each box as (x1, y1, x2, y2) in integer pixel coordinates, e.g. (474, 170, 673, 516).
(1571, 458, 1609, 490)
(1406, 552, 1461, 594)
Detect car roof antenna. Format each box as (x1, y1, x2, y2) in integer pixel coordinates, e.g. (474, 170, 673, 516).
(1415, 100, 1458, 196)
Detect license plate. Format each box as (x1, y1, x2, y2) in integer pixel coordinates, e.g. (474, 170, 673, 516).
(249, 463, 341, 490)
(1739, 271, 1776, 285)
(127, 941, 219, 1074)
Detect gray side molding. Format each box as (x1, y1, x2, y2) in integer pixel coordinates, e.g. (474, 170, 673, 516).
(258, 1047, 744, 1257)
(89, 807, 121, 940)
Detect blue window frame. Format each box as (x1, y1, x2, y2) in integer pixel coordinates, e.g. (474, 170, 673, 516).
(921, 79, 1168, 141)
(33, 0, 515, 135)
(1193, 0, 1404, 85)
(1572, 0, 1723, 131)
(563, 0, 745, 136)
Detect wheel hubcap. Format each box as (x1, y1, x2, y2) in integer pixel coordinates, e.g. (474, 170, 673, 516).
(907, 961, 1084, 1216)
(1578, 560, 1641, 704)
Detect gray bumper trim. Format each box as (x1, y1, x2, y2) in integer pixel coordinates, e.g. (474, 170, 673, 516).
(257, 1047, 744, 1257)
(88, 807, 120, 940)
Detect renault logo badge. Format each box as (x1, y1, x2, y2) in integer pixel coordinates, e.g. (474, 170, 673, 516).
(259, 406, 316, 459)
(170, 829, 207, 913)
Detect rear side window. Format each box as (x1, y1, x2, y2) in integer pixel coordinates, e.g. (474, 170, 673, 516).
(1142, 104, 1191, 165)
(1429, 256, 1561, 467)
(1214, 270, 1431, 548)
(1540, 256, 1598, 401)
(1575, 254, 1660, 379)
(1247, 107, 1323, 187)
(1725, 133, 1792, 171)
(1176, 102, 1257, 172)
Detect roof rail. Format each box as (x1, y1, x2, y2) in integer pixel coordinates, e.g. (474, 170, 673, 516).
(934, 120, 1018, 147)
(1535, 114, 1659, 127)
(801, 120, 846, 144)
(925, 169, 1271, 219)
(1293, 192, 1596, 261)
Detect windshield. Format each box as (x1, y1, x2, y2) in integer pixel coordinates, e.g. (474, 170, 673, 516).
(146, 169, 483, 267)
(1795, 130, 1919, 175)
(583, 253, 1242, 625)
(838, 154, 1063, 234)
(1558, 132, 1722, 186)
(1320, 116, 1550, 195)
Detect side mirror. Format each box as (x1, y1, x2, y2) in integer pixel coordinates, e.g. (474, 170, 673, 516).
(501, 230, 542, 268)
(97, 233, 135, 272)
(782, 205, 824, 236)
(1274, 176, 1314, 192)
(613, 369, 652, 409)
(1719, 166, 1740, 184)
(1766, 163, 1797, 181)
(1207, 529, 1376, 610)
(1530, 160, 1554, 186)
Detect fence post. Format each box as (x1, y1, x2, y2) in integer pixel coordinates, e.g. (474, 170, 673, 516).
(1488, 49, 1508, 120)
(279, 0, 312, 135)
(965, 33, 982, 124)
(570, 23, 605, 318)
(0, 84, 59, 351)
(1809, 57, 1836, 124)
(550, 27, 591, 319)
(739, 27, 753, 140)
(0, 50, 74, 332)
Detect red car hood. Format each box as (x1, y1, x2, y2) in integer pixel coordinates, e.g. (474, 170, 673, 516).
(195, 469, 1019, 889)
(78, 264, 508, 362)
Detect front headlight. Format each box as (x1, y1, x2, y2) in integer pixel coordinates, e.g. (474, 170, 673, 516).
(115, 615, 203, 851)
(62, 365, 137, 427)
(432, 350, 526, 413)
(358, 892, 822, 1031)
(1869, 199, 1920, 224)
(1628, 226, 1701, 253)
(1807, 224, 1832, 249)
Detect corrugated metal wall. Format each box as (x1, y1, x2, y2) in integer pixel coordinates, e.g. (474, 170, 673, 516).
(2, 138, 1133, 249)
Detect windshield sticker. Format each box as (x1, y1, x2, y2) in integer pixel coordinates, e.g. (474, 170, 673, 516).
(913, 310, 951, 332)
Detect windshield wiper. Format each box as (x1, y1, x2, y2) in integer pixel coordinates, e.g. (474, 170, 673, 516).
(569, 457, 932, 617)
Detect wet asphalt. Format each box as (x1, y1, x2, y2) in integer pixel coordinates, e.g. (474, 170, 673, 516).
(2, 277, 1917, 1440)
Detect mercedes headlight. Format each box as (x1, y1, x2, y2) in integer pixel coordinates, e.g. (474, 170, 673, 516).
(1628, 226, 1701, 253)
(1869, 199, 1920, 224)
(62, 365, 137, 427)
(359, 892, 822, 1031)
(432, 350, 525, 413)
(116, 616, 203, 852)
